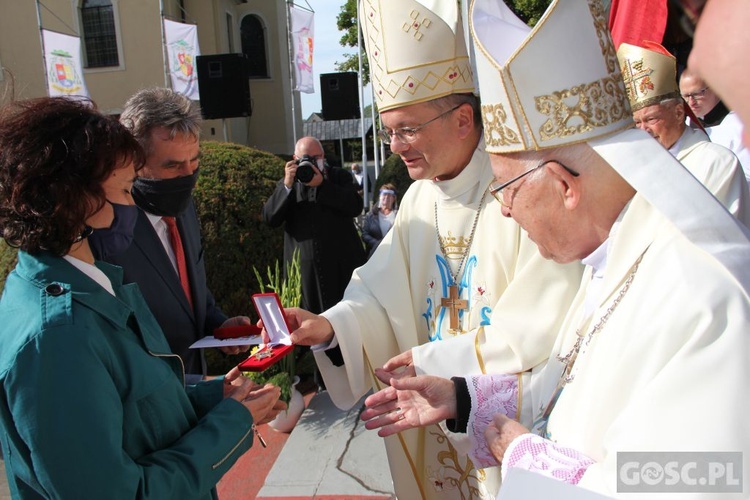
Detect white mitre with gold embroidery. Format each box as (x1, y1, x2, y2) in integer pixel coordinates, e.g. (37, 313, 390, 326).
(471, 0, 633, 153)
(617, 41, 681, 112)
(360, 0, 475, 111)
(470, 0, 750, 290)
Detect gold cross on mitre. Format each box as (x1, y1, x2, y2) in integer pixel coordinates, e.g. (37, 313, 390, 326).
(441, 284, 468, 331)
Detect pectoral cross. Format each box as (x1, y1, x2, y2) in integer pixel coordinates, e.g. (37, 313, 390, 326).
(441, 285, 468, 331)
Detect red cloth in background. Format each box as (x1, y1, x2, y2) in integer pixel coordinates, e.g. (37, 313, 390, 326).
(609, 0, 669, 50)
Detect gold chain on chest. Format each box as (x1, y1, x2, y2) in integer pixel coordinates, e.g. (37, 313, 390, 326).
(434, 190, 487, 286)
(557, 251, 645, 383)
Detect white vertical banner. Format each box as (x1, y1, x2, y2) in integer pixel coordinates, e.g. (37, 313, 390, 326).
(42, 30, 89, 99)
(290, 6, 315, 94)
(163, 19, 200, 100)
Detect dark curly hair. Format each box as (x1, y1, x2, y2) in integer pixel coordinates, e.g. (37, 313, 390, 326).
(0, 97, 145, 255)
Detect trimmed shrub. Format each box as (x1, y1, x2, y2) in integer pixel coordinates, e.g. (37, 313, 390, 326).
(193, 140, 285, 319)
(0, 240, 18, 295)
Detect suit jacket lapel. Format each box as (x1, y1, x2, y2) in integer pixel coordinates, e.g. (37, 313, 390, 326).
(132, 210, 195, 319)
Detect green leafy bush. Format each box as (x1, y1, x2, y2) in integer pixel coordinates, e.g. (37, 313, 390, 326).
(0, 239, 18, 295)
(193, 140, 285, 319)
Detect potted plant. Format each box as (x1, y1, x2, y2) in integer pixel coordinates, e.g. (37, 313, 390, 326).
(246, 250, 306, 431)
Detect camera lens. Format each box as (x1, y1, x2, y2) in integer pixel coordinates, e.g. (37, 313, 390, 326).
(295, 156, 317, 183)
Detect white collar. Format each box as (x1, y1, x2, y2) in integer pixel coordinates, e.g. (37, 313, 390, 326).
(431, 137, 490, 204)
(667, 127, 689, 157)
(63, 255, 115, 296)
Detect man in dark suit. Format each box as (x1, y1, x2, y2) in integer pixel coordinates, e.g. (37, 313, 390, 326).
(94, 87, 248, 383)
(350, 163, 372, 198)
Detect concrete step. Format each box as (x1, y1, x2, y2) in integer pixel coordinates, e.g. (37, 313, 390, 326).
(257, 391, 395, 499)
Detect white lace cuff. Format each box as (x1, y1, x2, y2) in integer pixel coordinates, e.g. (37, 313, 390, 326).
(466, 373, 518, 468)
(501, 433, 594, 485)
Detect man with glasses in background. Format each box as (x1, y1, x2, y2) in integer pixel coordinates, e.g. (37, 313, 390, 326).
(617, 41, 750, 222)
(275, 1, 582, 498)
(680, 67, 750, 184)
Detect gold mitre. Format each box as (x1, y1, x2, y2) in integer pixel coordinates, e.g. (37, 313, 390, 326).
(617, 41, 681, 112)
(470, 0, 634, 154)
(360, 0, 475, 112)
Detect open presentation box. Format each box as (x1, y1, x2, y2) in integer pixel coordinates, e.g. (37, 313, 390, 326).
(237, 293, 294, 372)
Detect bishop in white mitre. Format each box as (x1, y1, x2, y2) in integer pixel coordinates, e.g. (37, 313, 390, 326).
(302, 1, 584, 499)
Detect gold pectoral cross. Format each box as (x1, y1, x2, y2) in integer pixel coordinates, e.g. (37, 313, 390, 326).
(441, 284, 468, 331)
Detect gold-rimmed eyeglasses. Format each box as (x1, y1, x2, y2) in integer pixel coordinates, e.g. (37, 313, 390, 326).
(377, 104, 463, 145)
(681, 87, 709, 101)
(489, 159, 580, 208)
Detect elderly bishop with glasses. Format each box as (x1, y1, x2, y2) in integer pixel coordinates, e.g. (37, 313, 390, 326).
(273, 1, 583, 498)
(617, 41, 750, 222)
(360, 1, 750, 497)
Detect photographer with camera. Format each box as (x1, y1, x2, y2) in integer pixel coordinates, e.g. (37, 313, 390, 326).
(262, 136, 366, 316)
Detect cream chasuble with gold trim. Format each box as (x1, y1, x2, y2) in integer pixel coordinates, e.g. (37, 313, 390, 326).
(316, 142, 583, 500)
(505, 194, 750, 497)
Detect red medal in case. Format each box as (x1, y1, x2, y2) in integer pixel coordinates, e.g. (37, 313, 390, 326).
(238, 293, 294, 372)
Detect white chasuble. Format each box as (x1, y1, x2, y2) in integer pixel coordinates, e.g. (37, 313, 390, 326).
(674, 126, 750, 225)
(513, 194, 750, 498)
(316, 142, 583, 500)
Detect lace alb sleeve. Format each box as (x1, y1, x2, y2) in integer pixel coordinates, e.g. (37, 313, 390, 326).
(465, 374, 519, 468)
(501, 433, 594, 485)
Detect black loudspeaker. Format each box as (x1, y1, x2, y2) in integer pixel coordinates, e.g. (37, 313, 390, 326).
(196, 54, 252, 119)
(320, 72, 360, 120)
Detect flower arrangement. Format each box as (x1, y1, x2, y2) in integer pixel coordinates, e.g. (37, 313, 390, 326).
(246, 249, 301, 403)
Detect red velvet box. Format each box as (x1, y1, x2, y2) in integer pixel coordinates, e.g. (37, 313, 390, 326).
(237, 293, 294, 372)
(213, 324, 261, 340)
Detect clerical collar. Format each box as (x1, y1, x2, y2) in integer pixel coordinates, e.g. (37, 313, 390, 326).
(432, 138, 488, 202)
(581, 238, 609, 277)
(579, 200, 631, 318)
(580, 239, 608, 320)
(667, 127, 689, 158)
(701, 100, 729, 127)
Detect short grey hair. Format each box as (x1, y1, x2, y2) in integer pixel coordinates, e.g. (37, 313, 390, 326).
(120, 87, 202, 155)
(427, 93, 482, 128)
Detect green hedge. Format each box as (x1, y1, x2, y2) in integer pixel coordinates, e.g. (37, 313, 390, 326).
(193, 140, 286, 319)
(0, 240, 18, 295)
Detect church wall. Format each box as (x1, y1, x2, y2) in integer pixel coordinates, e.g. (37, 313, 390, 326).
(0, 0, 299, 155)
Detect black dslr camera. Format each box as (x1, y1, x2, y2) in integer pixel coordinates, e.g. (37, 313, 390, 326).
(295, 155, 318, 184)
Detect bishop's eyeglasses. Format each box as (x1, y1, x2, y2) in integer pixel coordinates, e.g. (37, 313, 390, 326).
(377, 104, 463, 145)
(489, 159, 580, 208)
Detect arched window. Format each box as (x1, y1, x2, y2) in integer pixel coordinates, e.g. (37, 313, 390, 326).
(241, 15, 268, 79)
(80, 0, 119, 68)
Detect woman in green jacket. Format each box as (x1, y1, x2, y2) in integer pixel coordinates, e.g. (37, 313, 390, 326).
(0, 97, 283, 499)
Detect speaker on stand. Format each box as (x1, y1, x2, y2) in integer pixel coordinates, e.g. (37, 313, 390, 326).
(196, 54, 252, 122)
(320, 72, 360, 120)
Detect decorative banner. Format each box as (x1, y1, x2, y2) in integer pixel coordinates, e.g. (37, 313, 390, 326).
(290, 6, 315, 93)
(163, 19, 200, 100)
(42, 30, 89, 99)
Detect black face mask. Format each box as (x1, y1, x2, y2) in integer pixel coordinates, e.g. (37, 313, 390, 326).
(132, 169, 199, 217)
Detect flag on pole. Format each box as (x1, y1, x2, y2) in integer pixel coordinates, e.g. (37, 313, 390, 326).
(42, 30, 89, 99)
(290, 6, 315, 94)
(163, 19, 201, 100)
(608, 0, 668, 50)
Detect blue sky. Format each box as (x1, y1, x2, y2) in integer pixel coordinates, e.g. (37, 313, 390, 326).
(297, 0, 373, 118)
